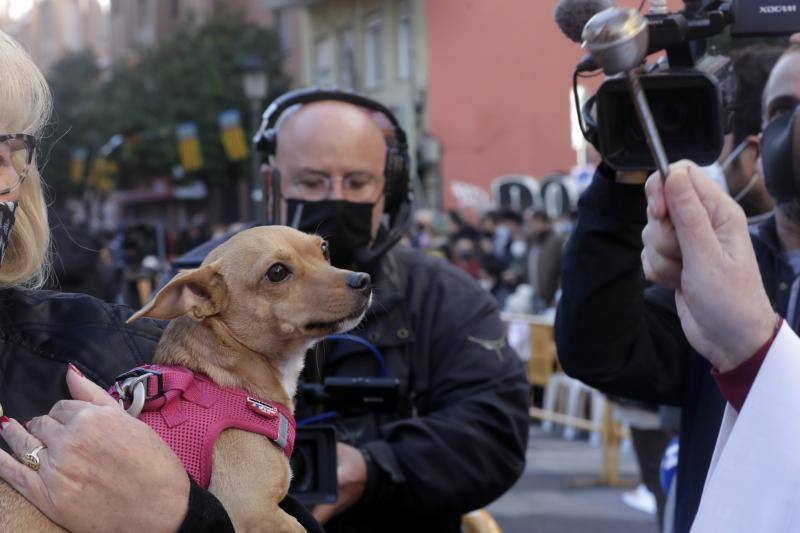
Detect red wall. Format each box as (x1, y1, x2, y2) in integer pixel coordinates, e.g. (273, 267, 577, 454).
(425, 0, 682, 208)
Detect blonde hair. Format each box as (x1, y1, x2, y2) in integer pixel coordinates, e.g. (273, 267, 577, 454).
(0, 31, 52, 288)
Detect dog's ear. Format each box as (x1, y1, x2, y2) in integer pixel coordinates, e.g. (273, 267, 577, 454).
(127, 262, 227, 323)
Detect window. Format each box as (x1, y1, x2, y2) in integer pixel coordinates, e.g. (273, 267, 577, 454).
(63, 1, 82, 51)
(314, 36, 336, 87)
(136, 0, 155, 46)
(339, 29, 356, 89)
(138, 0, 149, 29)
(364, 13, 384, 89)
(39, 2, 55, 61)
(396, 1, 412, 81)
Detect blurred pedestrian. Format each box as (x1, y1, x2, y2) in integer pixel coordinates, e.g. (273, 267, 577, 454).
(524, 209, 565, 312)
(47, 214, 116, 302)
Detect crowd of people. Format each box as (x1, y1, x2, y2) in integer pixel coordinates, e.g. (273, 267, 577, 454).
(49, 201, 576, 317)
(406, 207, 573, 313)
(45, 215, 255, 307)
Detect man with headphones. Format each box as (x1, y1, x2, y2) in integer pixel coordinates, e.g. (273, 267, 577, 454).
(256, 88, 413, 273)
(174, 88, 529, 531)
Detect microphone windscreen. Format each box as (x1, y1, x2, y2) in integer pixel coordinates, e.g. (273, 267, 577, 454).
(554, 0, 615, 43)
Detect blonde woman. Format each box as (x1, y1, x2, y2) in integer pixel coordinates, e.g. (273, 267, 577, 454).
(0, 32, 320, 532)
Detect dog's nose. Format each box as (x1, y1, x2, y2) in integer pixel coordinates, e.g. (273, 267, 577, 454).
(346, 272, 371, 292)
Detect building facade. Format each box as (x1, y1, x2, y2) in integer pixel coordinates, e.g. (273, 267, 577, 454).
(275, 0, 432, 203)
(277, 0, 686, 210)
(1, 0, 689, 213)
(1, 0, 110, 71)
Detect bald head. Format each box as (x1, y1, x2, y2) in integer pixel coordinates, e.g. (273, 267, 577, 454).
(275, 101, 387, 174)
(763, 48, 800, 126)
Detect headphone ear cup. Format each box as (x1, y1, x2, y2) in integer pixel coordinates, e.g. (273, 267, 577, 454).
(261, 129, 277, 157)
(383, 146, 411, 218)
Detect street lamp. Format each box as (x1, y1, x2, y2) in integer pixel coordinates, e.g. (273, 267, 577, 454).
(241, 55, 269, 221)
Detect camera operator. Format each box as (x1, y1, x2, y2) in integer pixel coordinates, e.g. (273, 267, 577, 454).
(280, 94, 529, 532)
(174, 89, 530, 532)
(556, 41, 800, 533)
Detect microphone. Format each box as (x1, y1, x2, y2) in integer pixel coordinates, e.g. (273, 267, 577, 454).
(554, 0, 615, 43)
(555, 0, 614, 72)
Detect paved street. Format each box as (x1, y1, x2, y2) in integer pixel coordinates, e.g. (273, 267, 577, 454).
(488, 426, 660, 533)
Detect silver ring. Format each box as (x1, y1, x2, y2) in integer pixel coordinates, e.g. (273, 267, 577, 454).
(18, 444, 46, 471)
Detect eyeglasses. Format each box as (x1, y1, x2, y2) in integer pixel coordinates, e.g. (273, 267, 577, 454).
(288, 171, 384, 203)
(0, 134, 36, 197)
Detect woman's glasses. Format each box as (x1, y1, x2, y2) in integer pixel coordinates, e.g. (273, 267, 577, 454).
(0, 134, 36, 198)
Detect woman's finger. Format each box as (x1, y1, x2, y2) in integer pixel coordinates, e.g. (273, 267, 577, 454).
(65, 366, 120, 409)
(26, 415, 64, 447)
(0, 418, 51, 506)
(0, 418, 44, 457)
(48, 399, 95, 425)
(0, 447, 42, 505)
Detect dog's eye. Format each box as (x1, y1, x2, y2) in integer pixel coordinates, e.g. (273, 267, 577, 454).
(266, 263, 290, 283)
(321, 242, 330, 262)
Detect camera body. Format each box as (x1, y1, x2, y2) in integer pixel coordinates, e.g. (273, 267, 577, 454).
(730, 0, 800, 37)
(582, 0, 800, 170)
(289, 377, 400, 505)
(593, 55, 733, 169)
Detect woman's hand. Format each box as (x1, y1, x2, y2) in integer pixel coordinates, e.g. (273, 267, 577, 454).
(0, 366, 190, 532)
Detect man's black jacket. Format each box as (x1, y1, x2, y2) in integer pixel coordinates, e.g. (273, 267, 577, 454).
(556, 166, 800, 533)
(172, 234, 531, 532)
(305, 244, 530, 532)
(0, 288, 321, 532)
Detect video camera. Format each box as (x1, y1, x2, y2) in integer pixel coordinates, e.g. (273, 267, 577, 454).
(288, 376, 400, 505)
(566, 0, 800, 170)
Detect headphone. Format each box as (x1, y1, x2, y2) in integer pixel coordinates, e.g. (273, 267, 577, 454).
(253, 87, 412, 220)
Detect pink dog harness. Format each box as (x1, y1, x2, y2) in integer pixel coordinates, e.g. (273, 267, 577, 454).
(108, 364, 295, 489)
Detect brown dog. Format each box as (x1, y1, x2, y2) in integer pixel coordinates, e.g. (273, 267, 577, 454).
(0, 226, 372, 532)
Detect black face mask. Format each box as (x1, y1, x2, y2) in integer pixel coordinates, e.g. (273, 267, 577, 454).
(287, 199, 374, 268)
(762, 106, 800, 205)
(0, 201, 18, 267)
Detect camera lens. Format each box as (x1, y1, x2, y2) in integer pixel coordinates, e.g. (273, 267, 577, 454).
(653, 97, 689, 135)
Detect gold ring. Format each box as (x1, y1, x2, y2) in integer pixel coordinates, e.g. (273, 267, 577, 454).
(17, 445, 45, 471)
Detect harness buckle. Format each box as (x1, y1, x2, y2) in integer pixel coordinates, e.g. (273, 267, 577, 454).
(113, 368, 164, 418)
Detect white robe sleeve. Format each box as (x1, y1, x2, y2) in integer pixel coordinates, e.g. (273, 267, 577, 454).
(691, 323, 800, 532)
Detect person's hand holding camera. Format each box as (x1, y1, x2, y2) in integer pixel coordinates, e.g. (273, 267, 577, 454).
(311, 442, 367, 524)
(642, 161, 777, 373)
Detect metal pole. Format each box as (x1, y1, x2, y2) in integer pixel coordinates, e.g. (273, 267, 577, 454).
(626, 71, 669, 180)
(250, 98, 264, 222)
